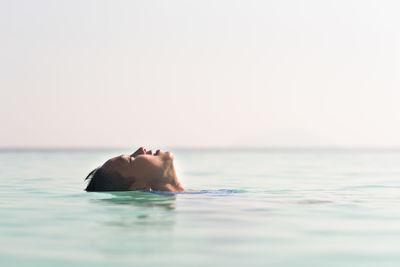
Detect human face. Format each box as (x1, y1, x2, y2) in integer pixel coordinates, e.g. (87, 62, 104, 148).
(101, 147, 183, 191)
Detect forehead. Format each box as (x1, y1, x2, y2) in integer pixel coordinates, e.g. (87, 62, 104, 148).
(102, 155, 130, 171)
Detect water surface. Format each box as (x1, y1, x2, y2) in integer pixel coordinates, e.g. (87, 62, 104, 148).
(1, 149, 400, 266)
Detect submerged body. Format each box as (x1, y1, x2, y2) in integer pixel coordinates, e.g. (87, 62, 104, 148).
(85, 147, 184, 192)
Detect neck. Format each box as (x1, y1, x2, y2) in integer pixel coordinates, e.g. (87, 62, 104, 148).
(154, 182, 184, 192)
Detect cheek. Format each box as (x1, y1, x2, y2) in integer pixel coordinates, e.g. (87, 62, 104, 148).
(134, 157, 164, 177)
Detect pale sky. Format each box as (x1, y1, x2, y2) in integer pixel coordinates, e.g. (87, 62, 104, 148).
(1, 0, 400, 148)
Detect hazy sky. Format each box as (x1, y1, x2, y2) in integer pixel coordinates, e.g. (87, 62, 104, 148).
(1, 0, 399, 148)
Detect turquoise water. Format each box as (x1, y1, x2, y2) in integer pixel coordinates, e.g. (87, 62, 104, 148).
(1, 149, 400, 267)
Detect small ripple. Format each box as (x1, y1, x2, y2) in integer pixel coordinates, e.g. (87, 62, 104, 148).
(338, 185, 400, 190)
(149, 189, 247, 195)
(296, 199, 334, 205)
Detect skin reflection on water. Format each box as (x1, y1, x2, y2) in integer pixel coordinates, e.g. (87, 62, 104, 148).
(91, 191, 177, 230)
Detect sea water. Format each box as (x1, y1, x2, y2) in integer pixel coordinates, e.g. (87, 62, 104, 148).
(1, 149, 400, 267)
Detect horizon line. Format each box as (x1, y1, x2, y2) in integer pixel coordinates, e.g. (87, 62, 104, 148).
(1, 146, 400, 152)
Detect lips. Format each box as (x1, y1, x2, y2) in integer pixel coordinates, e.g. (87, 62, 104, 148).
(131, 147, 163, 157)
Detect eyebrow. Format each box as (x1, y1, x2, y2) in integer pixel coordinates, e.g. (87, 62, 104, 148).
(119, 155, 132, 164)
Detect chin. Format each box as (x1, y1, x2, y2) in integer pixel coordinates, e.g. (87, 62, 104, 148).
(165, 152, 174, 160)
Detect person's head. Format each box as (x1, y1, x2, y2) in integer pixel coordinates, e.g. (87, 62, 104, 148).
(85, 147, 184, 192)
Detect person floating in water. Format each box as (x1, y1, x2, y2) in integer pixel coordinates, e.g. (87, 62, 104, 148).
(85, 147, 184, 192)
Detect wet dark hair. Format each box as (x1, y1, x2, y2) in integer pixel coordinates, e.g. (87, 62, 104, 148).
(85, 167, 136, 192)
